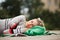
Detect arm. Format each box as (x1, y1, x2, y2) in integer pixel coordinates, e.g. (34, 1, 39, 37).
(3, 29, 13, 34)
(13, 27, 29, 34)
(8, 15, 26, 29)
(3, 15, 26, 34)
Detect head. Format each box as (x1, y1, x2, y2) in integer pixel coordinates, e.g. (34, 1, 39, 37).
(26, 18, 44, 28)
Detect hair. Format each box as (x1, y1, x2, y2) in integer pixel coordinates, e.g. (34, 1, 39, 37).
(37, 18, 45, 27)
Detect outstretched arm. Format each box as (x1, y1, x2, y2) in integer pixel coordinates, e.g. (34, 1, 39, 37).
(3, 28, 28, 34)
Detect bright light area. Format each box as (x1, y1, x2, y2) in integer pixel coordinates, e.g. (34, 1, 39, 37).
(0, 0, 5, 3)
(21, 8, 29, 14)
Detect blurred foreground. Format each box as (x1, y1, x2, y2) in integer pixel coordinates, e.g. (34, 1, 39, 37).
(0, 30, 60, 40)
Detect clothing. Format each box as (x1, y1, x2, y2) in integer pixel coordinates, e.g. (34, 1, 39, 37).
(24, 26, 46, 36)
(0, 19, 11, 34)
(0, 15, 26, 34)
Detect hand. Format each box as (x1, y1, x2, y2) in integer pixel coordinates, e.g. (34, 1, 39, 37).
(3, 29, 13, 34)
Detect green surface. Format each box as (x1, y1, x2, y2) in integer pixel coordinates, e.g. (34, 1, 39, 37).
(24, 26, 46, 36)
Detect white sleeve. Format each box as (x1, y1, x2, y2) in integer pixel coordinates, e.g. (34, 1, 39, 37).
(8, 15, 26, 28)
(13, 27, 27, 34)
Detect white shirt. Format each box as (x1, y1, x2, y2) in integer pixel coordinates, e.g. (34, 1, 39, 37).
(0, 15, 26, 34)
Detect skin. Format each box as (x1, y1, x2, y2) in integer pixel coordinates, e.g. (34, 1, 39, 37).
(26, 19, 38, 28)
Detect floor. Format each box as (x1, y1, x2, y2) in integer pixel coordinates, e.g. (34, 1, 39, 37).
(0, 30, 60, 40)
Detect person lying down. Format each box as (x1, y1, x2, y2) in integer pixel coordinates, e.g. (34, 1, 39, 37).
(0, 15, 45, 36)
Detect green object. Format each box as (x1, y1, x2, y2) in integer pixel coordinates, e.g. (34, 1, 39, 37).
(0, 34, 10, 37)
(24, 26, 46, 36)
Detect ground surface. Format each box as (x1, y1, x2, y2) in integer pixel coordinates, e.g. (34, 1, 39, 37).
(0, 30, 60, 40)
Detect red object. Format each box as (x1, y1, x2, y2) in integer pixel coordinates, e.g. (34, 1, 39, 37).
(9, 20, 22, 34)
(9, 23, 18, 34)
(10, 23, 18, 29)
(3, 29, 13, 34)
(9, 29, 13, 34)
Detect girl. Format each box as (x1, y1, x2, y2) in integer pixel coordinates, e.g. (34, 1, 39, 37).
(0, 15, 44, 34)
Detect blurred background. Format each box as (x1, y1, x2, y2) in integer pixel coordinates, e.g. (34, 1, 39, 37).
(0, 0, 60, 30)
